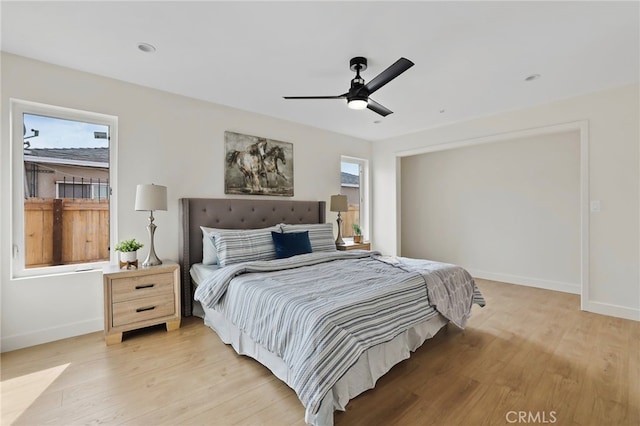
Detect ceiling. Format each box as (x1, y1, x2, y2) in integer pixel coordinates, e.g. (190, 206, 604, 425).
(2, 1, 638, 141)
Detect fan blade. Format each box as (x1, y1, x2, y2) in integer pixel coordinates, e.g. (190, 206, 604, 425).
(367, 98, 393, 117)
(363, 58, 414, 95)
(283, 94, 347, 100)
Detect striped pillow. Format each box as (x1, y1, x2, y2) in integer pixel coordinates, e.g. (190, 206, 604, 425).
(280, 223, 337, 252)
(213, 226, 281, 267)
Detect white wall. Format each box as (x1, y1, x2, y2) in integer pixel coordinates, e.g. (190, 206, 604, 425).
(401, 131, 581, 294)
(0, 53, 371, 351)
(373, 84, 639, 321)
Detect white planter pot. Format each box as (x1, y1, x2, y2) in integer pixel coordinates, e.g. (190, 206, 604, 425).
(120, 251, 137, 263)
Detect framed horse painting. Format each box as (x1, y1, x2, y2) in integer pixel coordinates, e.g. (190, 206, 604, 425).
(224, 131, 294, 196)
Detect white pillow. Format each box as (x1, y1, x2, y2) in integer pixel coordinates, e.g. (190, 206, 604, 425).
(200, 226, 219, 265)
(213, 226, 281, 267)
(280, 223, 337, 252)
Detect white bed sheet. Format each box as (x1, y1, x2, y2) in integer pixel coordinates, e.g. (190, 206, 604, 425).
(190, 263, 220, 318)
(189, 262, 219, 286)
(202, 305, 448, 426)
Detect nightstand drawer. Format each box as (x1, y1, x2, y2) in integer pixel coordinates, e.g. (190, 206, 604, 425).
(111, 272, 174, 302)
(112, 294, 176, 327)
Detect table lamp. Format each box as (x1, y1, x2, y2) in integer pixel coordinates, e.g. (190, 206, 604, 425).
(135, 184, 167, 266)
(330, 194, 348, 245)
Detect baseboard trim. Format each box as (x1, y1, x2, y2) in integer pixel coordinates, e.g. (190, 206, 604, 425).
(467, 269, 580, 295)
(469, 269, 639, 321)
(1, 318, 103, 353)
(582, 300, 640, 322)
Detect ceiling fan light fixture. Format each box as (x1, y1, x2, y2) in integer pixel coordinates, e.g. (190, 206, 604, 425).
(348, 98, 368, 110)
(284, 56, 414, 117)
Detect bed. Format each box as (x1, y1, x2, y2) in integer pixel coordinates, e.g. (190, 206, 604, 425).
(178, 198, 484, 425)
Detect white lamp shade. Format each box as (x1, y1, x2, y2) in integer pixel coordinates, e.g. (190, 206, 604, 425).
(135, 184, 167, 211)
(347, 99, 368, 110)
(330, 194, 348, 212)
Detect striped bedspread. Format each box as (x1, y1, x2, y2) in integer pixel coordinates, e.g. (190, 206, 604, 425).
(194, 251, 484, 416)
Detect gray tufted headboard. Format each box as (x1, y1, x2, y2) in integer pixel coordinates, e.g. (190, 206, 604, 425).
(178, 198, 326, 316)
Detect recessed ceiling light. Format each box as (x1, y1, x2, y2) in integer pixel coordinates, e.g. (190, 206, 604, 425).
(525, 74, 541, 82)
(137, 42, 156, 53)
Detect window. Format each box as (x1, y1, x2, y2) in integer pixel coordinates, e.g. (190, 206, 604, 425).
(340, 156, 369, 240)
(11, 100, 117, 277)
(56, 181, 109, 199)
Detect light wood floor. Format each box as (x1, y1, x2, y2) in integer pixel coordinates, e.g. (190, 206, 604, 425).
(2, 279, 638, 426)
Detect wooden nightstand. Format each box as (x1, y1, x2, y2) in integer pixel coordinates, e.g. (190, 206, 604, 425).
(336, 241, 371, 251)
(103, 261, 181, 345)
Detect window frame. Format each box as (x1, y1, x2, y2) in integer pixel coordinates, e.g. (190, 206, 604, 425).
(340, 156, 370, 241)
(10, 99, 118, 278)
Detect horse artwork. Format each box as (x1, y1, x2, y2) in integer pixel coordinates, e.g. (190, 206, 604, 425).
(224, 131, 294, 196)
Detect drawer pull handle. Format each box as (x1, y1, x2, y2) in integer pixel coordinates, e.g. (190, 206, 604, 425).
(136, 306, 156, 313)
(135, 284, 155, 290)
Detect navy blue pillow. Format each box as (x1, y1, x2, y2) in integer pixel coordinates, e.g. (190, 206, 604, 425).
(271, 231, 312, 259)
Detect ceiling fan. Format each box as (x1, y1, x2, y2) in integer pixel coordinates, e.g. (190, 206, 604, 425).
(283, 56, 414, 117)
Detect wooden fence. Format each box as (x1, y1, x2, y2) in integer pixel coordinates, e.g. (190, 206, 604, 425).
(342, 204, 360, 237)
(24, 198, 109, 268)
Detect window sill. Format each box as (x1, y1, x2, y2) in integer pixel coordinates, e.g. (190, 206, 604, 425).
(12, 261, 109, 280)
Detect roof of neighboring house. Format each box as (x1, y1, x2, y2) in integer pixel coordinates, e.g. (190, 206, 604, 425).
(24, 147, 109, 168)
(341, 172, 359, 187)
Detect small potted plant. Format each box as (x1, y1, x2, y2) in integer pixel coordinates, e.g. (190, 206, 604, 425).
(352, 224, 363, 243)
(115, 238, 144, 263)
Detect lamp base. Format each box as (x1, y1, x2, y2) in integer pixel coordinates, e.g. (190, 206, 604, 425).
(143, 215, 162, 267)
(142, 254, 162, 267)
(335, 214, 345, 246)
